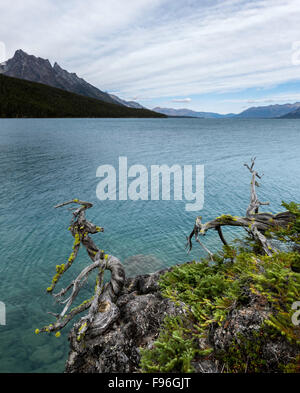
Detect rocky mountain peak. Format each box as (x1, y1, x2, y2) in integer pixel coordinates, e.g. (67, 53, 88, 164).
(2, 50, 119, 105)
(14, 49, 27, 57)
(2, 49, 144, 109)
(53, 62, 63, 71)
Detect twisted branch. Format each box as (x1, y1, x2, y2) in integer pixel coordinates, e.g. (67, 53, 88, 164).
(186, 159, 295, 258)
(37, 199, 125, 339)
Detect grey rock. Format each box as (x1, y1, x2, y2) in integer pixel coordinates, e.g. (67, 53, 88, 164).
(210, 294, 299, 372)
(65, 267, 187, 373)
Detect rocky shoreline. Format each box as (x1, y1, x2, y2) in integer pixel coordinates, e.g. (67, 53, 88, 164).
(65, 260, 299, 373)
(65, 266, 184, 373)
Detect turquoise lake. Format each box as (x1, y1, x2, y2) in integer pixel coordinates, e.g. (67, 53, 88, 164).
(0, 118, 299, 373)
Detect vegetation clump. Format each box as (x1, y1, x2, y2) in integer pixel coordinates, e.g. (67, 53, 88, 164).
(140, 237, 300, 372)
(141, 161, 300, 373)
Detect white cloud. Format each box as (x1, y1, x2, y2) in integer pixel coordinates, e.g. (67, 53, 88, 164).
(171, 98, 192, 103)
(224, 93, 300, 105)
(0, 0, 300, 103)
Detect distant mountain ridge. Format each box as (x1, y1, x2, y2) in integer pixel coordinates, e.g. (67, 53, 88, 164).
(109, 94, 145, 109)
(152, 107, 234, 118)
(235, 103, 300, 118)
(153, 103, 300, 119)
(280, 106, 300, 118)
(0, 49, 143, 109)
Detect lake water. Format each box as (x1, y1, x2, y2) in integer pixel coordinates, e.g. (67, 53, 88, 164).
(0, 118, 299, 373)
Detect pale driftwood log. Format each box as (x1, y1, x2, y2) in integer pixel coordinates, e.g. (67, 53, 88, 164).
(39, 199, 125, 337)
(186, 159, 295, 258)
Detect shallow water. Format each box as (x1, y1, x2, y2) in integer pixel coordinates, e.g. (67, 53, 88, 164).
(0, 118, 299, 372)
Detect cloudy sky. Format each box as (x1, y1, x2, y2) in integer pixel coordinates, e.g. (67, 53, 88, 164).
(1, 0, 300, 113)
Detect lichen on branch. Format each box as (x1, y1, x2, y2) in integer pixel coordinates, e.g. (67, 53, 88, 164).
(35, 199, 125, 340)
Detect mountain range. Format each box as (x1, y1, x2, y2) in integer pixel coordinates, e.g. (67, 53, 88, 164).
(152, 103, 300, 119)
(1, 49, 300, 119)
(0, 49, 142, 109)
(152, 107, 234, 118)
(280, 106, 300, 118)
(234, 103, 300, 118)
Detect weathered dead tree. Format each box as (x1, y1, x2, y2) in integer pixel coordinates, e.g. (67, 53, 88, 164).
(186, 158, 296, 258)
(36, 199, 125, 341)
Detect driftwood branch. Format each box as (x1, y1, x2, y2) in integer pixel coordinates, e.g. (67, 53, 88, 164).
(186, 159, 296, 258)
(38, 198, 125, 339)
(216, 225, 228, 246)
